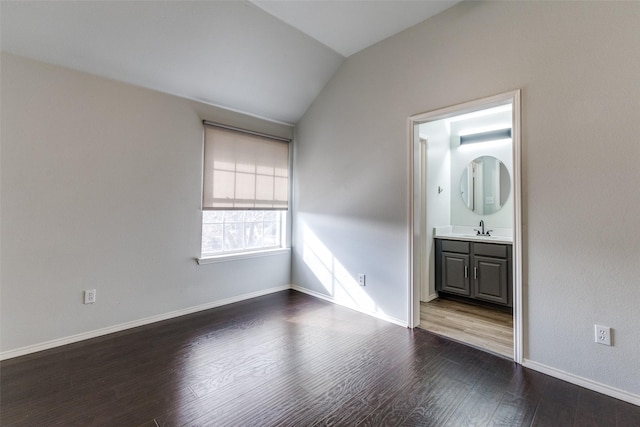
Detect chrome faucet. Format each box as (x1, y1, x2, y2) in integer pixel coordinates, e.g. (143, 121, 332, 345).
(475, 220, 493, 236)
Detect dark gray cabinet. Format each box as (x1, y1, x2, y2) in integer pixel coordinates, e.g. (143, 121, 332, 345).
(442, 252, 470, 296)
(439, 239, 471, 296)
(435, 239, 512, 308)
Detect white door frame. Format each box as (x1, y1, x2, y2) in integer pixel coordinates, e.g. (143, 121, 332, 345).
(408, 90, 523, 363)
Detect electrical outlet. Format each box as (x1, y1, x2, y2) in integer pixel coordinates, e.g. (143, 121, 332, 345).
(594, 324, 611, 346)
(358, 274, 366, 287)
(84, 289, 96, 304)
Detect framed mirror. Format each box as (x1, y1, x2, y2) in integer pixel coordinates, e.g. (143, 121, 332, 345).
(460, 156, 511, 215)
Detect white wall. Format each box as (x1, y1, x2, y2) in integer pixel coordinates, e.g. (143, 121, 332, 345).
(292, 2, 640, 398)
(0, 53, 292, 356)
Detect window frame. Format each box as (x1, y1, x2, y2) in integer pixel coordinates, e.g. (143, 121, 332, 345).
(199, 210, 289, 262)
(197, 121, 292, 264)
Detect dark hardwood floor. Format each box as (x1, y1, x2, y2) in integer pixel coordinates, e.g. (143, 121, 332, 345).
(1, 290, 638, 426)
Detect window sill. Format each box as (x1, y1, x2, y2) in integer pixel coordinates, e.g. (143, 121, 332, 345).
(196, 247, 290, 265)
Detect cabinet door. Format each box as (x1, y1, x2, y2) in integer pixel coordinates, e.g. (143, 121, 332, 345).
(473, 256, 508, 305)
(441, 252, 470, 296)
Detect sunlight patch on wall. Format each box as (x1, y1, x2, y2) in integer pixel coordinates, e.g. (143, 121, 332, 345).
(302, 224, 381, 316)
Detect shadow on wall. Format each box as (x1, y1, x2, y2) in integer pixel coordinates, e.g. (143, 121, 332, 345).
(300, 224, 385, 318)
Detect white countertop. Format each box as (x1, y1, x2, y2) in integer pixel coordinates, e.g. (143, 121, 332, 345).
(433, 226, 513, 245)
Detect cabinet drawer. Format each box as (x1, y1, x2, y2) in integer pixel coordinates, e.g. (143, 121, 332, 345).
(474, 242, 508, 258)
(441, 240, 470, 254)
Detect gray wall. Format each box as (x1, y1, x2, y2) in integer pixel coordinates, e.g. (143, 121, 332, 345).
(292, 2, 640, 396)
(0, 53, 292, 355)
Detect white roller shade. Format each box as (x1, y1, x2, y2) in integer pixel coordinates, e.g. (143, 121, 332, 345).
(203, 124, 289, 210)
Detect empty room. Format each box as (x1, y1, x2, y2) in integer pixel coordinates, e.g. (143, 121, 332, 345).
(1, 1, 639, 425)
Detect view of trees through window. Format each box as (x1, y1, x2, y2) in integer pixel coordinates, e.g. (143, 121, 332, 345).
(202, 210, 284, 255)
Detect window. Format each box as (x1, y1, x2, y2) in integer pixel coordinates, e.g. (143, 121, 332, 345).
(202, 210, 286, 255)
(200, 122, 290, 259)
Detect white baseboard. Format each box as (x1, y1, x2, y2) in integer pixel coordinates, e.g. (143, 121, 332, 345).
(523, 359, 640, 406)
(291, 285, 408, 328)
(421, 293, 438, 303)
(5, 286, 637, 408)
(0, 285, 291, 361)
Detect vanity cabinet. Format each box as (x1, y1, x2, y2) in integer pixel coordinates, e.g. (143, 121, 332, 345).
(435, 239, 512, 308)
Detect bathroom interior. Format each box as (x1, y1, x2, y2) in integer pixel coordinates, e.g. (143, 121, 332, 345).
(417, 101, 515, 359)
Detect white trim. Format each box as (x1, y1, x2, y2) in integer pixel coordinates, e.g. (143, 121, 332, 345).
(523, 359, 640, 407)
(408, 118, 417, 327)
(408, 90, 523, 363)
(197, 247, 290, 264)
(291, 285, 409, 328)
(511, 90, 523, 364)
(411, 92, 517, 123)
(0, 285, 290, 361)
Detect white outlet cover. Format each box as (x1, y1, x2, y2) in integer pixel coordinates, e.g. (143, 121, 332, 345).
(84, 289, 96, 304)
(358, 274, 366, 286)
(594, 324, 611, 346)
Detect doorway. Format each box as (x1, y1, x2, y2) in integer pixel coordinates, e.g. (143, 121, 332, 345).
(408, 90, 522, 362)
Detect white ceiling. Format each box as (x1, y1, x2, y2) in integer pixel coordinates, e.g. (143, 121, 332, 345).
(0, 1, 460, 124)
(252, 1, 459, 58)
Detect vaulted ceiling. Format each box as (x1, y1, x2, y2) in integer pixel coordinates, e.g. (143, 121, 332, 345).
(1, 1, 460, 124)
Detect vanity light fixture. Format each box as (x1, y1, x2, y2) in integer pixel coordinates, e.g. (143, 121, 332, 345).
(460, 128, 512, 145)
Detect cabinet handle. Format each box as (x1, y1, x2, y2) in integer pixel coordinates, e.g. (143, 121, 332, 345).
(474, 267, 477, 279)
(464, 266, 468, 278)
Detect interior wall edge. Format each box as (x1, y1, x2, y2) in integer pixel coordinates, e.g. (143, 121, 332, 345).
(290, 285, 409, 328)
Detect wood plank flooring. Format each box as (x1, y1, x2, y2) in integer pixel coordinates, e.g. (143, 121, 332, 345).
(419, 298, 513, 358)
(1, 290, 638, 426)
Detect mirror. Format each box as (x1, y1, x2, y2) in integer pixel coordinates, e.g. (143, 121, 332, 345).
(460, 156, 510, 215)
